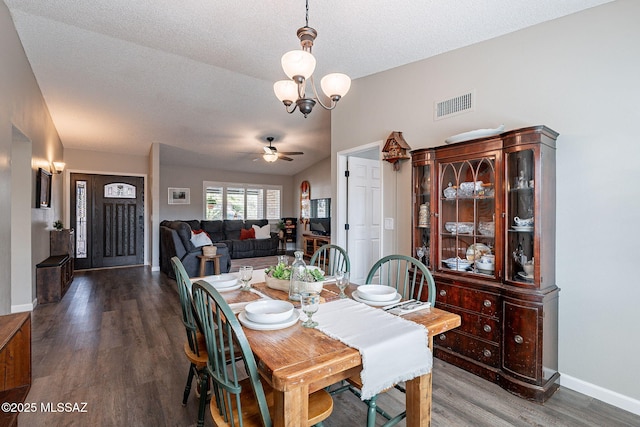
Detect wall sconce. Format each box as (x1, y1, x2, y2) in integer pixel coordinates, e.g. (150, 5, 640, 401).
(52, 161, 66, 175)
(382, 131, 411, 171)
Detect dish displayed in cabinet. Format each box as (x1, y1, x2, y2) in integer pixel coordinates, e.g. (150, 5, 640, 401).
(512, 226, 533, 232)
(517, 271, 534, 281)
(478, 221, 495, 236)
(466, 244, 491, 261)
(444, 222, 474, 235)
(443, 257, 472, 271)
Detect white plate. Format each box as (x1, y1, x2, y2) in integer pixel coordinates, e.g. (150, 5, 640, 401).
(238, 309, 300, 331)
(517, 271, 534, 280)
(217, 283, 242, 292)
(512, 226, 534, 232)
(445, 125, 505, 144)
(466, 243, 491, 261)
(203, 273, 238, 289)
(352, 290, 402, 306)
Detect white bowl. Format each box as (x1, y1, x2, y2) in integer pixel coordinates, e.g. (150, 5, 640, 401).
(475, 260, 495, 271)
(244, 300, 294, 324)
(356, 285, 397, 302)
(444, 222, 475, 235)
(444, 257, 472, 268)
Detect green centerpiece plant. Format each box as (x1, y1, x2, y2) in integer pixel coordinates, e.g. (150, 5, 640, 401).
(264, 263, 325, 292)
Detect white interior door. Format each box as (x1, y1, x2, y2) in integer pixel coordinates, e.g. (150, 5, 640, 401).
(347, 156, 381, 284)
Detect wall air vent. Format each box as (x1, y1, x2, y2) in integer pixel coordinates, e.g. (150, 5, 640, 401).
(434, 91, 475, 120)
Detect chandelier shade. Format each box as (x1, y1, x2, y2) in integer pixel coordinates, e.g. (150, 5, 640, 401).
(273, 0, 350, 117)
(320, 73, 351, 98)
(273, 80, 299, 104)
(281, 50, 316, 80)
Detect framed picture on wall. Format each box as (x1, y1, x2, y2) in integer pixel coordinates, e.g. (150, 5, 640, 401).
(36, 167, 52, 208)
(168, 187, 190, 205)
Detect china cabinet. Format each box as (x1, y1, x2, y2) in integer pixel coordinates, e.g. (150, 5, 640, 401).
(411, 125, 559, 402)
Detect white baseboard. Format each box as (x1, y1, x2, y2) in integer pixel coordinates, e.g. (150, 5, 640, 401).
(561, 373, 640, 416)
(11, 298, 36, 313)
(151, 266, 160, 272)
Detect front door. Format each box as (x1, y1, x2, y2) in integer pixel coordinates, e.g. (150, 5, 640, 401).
(71, 173, 144, 269)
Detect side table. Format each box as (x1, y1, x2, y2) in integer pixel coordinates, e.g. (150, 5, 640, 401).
(197, 254, 222, 276)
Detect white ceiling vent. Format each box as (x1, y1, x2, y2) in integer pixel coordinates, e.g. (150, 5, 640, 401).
(434, 91, 475, 120)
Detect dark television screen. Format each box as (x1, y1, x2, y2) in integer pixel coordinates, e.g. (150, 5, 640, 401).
(309, 218, 331, 236)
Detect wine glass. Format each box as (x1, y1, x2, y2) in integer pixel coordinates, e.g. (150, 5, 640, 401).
(335, 270, 349, 299)
(300, 291, 320, 328)
(239, 266, 253, 291)
(277, 255, 289, 267)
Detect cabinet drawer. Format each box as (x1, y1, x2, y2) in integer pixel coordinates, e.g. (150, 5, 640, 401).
(439, 304, 500, 344)
(436, 282, 499, 317)
(435, 330, 500, 368)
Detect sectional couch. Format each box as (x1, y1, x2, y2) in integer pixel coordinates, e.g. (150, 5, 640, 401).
(160, 219, 279, 278)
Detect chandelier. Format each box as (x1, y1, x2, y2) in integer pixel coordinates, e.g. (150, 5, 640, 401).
(273, 0, 351, 118)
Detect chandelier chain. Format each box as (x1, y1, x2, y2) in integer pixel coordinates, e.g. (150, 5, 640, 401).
(305, 0, 309, 27)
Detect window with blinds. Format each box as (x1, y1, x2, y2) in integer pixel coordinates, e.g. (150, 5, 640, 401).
(204, 182, 281, 221)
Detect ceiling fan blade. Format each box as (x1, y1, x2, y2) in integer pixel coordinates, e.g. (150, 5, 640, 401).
(279, 151, 304, 156)
(280, 156, 294, 161)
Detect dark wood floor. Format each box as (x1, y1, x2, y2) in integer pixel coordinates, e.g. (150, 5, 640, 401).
(21, 266, 640, 426)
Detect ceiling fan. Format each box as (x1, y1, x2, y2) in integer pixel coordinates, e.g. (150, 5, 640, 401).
(260, 136, 304, 162)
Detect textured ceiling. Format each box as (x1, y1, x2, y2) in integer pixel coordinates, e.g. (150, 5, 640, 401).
(4, 0, 612, 175)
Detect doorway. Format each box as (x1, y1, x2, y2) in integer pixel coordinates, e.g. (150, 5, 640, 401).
(336, 143, 382, 285)
(70, 173, 144, 269)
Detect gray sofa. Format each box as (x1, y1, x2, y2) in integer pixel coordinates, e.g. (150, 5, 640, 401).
(160, 219, 279, 278)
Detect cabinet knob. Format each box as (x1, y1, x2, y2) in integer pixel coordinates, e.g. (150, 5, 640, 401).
(483, 349, 492, 358)
(514, 335, 523, 344)
(439, 334, 446, 341)
(439, 289, 447, 296)
(483, 299, 492, 307)
(483, 324, 492, 333)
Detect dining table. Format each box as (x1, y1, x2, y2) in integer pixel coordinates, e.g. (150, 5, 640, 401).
(207, 278, 461, 427)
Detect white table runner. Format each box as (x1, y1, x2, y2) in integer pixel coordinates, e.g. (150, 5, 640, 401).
(307, 298, 432, 400)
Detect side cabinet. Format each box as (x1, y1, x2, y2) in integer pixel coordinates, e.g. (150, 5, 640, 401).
(36, 229, 76, 304)
(0, 312, 31, 427)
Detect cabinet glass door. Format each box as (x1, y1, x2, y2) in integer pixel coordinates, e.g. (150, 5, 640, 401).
(439, 156, 497, 276)
(506, 149, 535, 283)
(414, 164, 431, 267)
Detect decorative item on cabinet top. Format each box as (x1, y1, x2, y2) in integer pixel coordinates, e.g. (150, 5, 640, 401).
(444, 124, 505, 144)
(382, 131, 411, 170)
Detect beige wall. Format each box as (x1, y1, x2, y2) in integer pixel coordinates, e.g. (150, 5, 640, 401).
(159, 163, 295, 221)
(332, 0, 640, 409)
(1, 2, 64, 313)
(293, 156, 331, 248)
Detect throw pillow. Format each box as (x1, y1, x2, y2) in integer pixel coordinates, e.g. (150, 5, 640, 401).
(240, 228, 255, 240)
(190, 229, 213, 247)
(252, 224, 271, 239)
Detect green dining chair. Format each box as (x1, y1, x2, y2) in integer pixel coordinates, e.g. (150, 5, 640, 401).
(191, 279, 334, 427)
(366, 254, 435, 303)
(333, 254, 436, 427)
(171, 256, 210, 427)
(309, 244, 350, 276)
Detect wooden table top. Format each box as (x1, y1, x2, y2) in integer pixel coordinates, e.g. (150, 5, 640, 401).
(216, 282, 461, 392)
